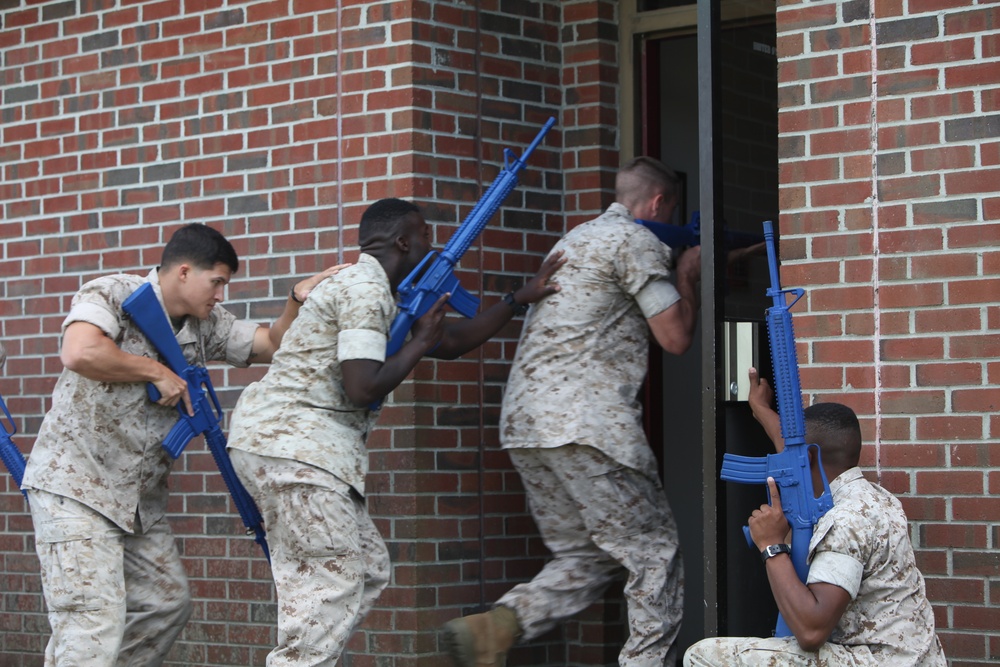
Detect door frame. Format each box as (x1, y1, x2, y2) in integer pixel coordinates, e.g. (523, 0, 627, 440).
(617, 0, 775, 638)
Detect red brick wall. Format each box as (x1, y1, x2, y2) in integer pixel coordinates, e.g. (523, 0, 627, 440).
(777, 1, 999, 664)
(9, 0, 993, 665)
(0, 1, 630, 666)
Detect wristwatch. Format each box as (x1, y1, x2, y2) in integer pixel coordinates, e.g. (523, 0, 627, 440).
(760, 543, 791, 563)
(503, 291, 529, 316)
(290, 287, 304, 304)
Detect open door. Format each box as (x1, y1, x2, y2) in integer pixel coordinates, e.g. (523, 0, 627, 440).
(625, 0, 781, 654)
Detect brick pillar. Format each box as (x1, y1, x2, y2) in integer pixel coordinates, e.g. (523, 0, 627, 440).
(348, 2, 630, 666)
(350, 2, 573, 665)
(777, 1, 1000, 662)
(562, 0, 620, 229)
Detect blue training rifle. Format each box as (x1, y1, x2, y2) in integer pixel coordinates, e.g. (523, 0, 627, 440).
(637, 211, 765, 251)
(0, 391, 27, 498)
(385, 116, 556, 358)
(718, 220, 833, 637)
(122, 283, 269, 561)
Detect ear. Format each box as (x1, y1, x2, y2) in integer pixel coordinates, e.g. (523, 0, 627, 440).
(394, 232, 410, 253)
(660, 193, 679, 219)
(177, 263, 191, 281)
(649, 192, 665, 217)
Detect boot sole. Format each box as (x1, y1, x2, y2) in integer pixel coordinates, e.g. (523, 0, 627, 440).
(440, 618, 476, 667)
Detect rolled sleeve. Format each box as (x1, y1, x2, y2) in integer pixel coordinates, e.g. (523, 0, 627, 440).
(807, 550, 863, 599)
(338, 329, 387, 362)
(62, 275, 140, 339)
(63, 301, 121, 338)
(615, 228, 672, 289)
(634, 279, 681, 319)
(332, 275, 394, 363)
(225, 319, 259, 367)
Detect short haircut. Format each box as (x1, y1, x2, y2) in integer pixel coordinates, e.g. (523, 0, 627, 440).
(805, 402, 863, 470)
(615, 156, 681, 206)
(359, 198, 421, 246)
(160, 223, 239, 273)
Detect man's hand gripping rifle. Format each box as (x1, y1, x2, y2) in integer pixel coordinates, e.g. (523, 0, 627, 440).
(123, 283, 269, 561)
(719, 220, 833, 637)
(0, 392, 27, 498)
(385, 116, 556, 358)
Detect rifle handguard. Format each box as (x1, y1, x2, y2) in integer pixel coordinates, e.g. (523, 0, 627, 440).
(372, 117, 557, 409)
(718, 220, 833, 638)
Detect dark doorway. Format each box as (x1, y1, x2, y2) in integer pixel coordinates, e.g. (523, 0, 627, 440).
(633, 2, 781, 654)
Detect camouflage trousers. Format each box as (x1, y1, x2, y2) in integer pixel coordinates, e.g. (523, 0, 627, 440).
(498, 444, 684, 667)
(684, 636, 876, 666)
(28, 488, 192, 667)
(231, 450, 391, 667)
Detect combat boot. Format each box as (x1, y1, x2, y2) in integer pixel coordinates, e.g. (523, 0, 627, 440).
(441, 605, 521, 667)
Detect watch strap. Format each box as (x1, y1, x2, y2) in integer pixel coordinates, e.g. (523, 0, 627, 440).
(760, 543, 791, 563)
(503, 291, 528, 316)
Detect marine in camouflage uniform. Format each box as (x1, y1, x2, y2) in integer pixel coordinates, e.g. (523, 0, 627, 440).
(228, 254, 398, 667)
(442, 157, 703, 667)
(684, 391, 945, 667)
(226, 198, 564, 667)
(22, 224, 339, 667)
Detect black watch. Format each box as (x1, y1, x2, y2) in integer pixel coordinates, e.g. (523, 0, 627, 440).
(503, 291, 529, 316)
(760, 543, 791, 563)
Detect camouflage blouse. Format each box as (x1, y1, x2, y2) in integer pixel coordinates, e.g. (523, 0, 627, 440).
(22, 269, 257, 532)
(227, 254, 396, 497)
(807, 467, 946, 666)
(500, 202, 680, 473)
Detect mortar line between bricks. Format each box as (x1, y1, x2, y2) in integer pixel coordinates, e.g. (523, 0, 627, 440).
(336, 0, 345, 265)
(869, 0, 883, 485)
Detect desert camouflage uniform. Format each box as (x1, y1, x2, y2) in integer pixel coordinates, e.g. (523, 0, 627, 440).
(684, 468, 946, 667)
(228, 253, 396, 666)
(498, 203, 685, 666)
(22, 269, 257, 667)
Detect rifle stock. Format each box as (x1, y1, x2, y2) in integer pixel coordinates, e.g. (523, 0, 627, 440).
(637, 211, 765, 251)
(719, 220, 833, 637)
(0, 393, 27, 498)
(122, 283, 270, 561)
